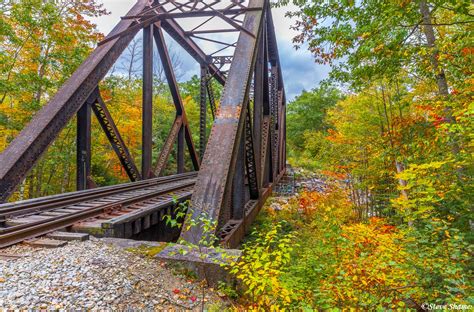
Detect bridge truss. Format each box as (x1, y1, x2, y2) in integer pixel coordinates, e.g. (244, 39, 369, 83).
(0, 0, 286, 247)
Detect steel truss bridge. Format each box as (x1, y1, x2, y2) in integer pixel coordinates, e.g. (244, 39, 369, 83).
(0, 0, 286, 248)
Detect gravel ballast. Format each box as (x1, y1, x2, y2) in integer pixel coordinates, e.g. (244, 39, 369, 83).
(0, 239, 224, 310)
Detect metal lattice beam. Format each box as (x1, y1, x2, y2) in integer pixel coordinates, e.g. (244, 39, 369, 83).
(91, 92, 141, 182)
(0, 0, 287, 250)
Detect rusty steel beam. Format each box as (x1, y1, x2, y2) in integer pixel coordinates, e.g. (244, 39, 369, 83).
(266, 4, 286, 104)
(245, 106, 259, 199)
(180, 0, 265, 244)
(100, 8, 260, 46)
(266, 3, 286, 176)
(211, 55, 233, 67)
(253, 24, 266, 189)
(270, 65, 279, 181)
(142, 25, 154, 179)
(279, 92, 286, 171)
(122, 8, 260, 21)
(154, 116, 183, 176)
(199, 66, 207, 159)
(91, 94, 141, 182)
(231, 135, 246, 220)
(185, 29, 239, 35)
(153, 24, 200, 171)
(206, 75, 217, 119)
(158, 15, 226, 85)
(76, 100, 92, 191)
(0, 0, 149, 202)
(1, 0, 286, 250)
(261, 116, 272, 186)
(154, 25, 183, 115)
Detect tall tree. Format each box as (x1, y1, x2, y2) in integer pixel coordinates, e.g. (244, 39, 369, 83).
(276, 0, 472, 91)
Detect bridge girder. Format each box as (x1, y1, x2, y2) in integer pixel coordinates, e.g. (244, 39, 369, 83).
(0, 0, 286, 247)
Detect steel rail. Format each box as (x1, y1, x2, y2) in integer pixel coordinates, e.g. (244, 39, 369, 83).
(0, 172, 197, 218)
(0, 180, 195, 248)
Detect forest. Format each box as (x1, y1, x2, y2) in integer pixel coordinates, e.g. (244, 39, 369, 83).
(0, 0, 472, 310)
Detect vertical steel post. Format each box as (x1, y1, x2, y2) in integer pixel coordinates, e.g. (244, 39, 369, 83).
(253, 25, 265, 189)
(142, 25, 154, 179)
(270, 65, 279, 180)
(283, 104, 287, 170)
(199, 66, 207, 159)
(262, 26, 272, 184)
(262, 31, 270, 116)
(76, 103, 91, 190)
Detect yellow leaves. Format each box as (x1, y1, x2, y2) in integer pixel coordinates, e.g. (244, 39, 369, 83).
(319, 216, 418, 306)
(297, 186, 354, 224)
(230, 222, 299, 310)
(374, 43, 385, 53)
(419, 48, 428, 56)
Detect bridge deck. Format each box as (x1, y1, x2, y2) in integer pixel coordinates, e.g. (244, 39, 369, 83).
(0, 173, 196, 248)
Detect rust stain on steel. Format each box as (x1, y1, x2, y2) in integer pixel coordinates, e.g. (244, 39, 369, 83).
(180, 0, 266, 245)
(154, 116, 183, 176)
(215, 105, 242, 120)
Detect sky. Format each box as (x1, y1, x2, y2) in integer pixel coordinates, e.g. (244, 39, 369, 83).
(90, 1, 330, 101)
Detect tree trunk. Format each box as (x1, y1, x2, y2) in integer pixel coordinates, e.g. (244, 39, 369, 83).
(35, 163, 43, 198)
(419, 1, 449, 96)
(380, 85, 409, 199)
(18, 179, 25, 201)
(395, 161, 408, 199)
(419, 1, 459, 155)
(27, 171, 34, 199)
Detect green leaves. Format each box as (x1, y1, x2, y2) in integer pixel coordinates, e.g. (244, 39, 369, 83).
(277, 0, 472, 90)
(230, 222, 298, 308)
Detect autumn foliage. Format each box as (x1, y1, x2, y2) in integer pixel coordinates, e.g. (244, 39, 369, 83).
(236, 178, 471, 310)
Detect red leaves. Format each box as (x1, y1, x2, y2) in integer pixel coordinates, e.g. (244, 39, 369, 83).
(432, 115, 447, 128)
(461, 47, 474, 56)
(369, 217, 396, 234)
(172, 288, 180, 294)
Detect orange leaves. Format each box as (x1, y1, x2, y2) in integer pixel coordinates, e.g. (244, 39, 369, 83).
(321, 170, 346, 180)
(460, 47, 474, 56)
(368, 217, 396, 234)
(284, 186, 418, 307)
(325, 128, 341, 143)
(321, 216, 417, 307)
(297, 186, 354, 223)
(298, 190, 325, 215)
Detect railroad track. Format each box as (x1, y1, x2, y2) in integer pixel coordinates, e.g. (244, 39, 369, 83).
(0, 172, 197, 248)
